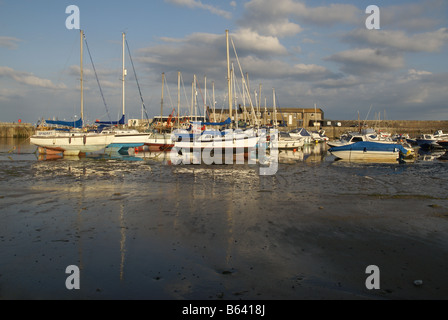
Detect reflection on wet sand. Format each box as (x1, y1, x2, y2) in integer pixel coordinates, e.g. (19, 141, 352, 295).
(2, 139, 448, 300)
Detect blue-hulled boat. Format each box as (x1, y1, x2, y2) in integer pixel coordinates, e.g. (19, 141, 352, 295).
(329, 141, 412, 162)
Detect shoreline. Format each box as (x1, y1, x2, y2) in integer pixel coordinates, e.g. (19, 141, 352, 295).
(1, 157, 447, 300)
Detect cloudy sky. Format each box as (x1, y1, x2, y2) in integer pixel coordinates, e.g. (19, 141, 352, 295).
(1, 0, 447, 124)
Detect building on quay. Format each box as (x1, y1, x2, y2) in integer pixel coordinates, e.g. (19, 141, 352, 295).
(206, 106, 325, 129)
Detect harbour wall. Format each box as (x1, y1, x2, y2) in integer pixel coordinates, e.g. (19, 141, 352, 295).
(0, 123, 35, 138)
(0, 120, 447, 139)
(318, 120, 448, 140)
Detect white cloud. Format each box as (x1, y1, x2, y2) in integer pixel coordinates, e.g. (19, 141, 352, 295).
(406, 69, 433, 80)
(298, 3, 361, 26)
(240, 0, 303, 37)
(137, 29, 289, 79)
(231, 29, 289, 56)
(235, 55, 331, 81)
(0, 66, 66, 89)
(239, 0, 361, 37)
(326, 48, 405, 76)
(345, 28, 448, 53)
(165, 0, 232, 19)
(0, 87, 24, 101)
(381, 0, 447, 31)
(0, 36, 21, 50)
(314, 75, 360, 89)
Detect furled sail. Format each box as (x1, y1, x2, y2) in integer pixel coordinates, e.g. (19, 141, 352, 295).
(45, 118, 83, 128)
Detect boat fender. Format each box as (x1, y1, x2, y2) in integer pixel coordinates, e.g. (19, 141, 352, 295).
(83, 135, 86, 145)
(363, 147, 367, 153)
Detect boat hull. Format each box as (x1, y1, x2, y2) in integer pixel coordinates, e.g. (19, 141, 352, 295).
(30, 131, 115, 156)
(104, 132, 150, 155)
(277, 139, 304, 150)
(416, 139, 439, 149)
(329, 150, 400, 161)
(174, 136, 259, 151)
(437, 141, 448, 149)
(145, 133, 174, 152)
(329, 141, 411, 162)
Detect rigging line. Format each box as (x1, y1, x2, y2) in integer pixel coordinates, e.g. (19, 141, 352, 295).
(83, 34, 112, 123)
(194, 78, 207, 119)
(274, 93, 287, 124)
(163, 74, 175, 112)
(179, 72, 192, 113)
(57, 35, 77, 85)
(230, 37, 258, 125)
(125, 39, 150, 121)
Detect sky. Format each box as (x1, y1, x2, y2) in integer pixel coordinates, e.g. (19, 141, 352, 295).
(1, 0, 447, 124)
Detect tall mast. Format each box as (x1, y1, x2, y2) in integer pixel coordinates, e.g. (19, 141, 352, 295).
(80, 30, 84, 122)
(194, 74, 197, 122)
(204, 75, 207, 122)
(232, 66, 238, 128)
(160, 72, 165, 130)
(226, 30, 232, 123)
(212, 81, 216, 122)
(122, 32, 126, 118)
(191, 79, 194, 118)
(273, 88, 277, 128)
(177, 71, 181, 129)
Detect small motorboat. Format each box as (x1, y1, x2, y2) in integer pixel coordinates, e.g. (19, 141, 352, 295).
(329, 141, 412, 162)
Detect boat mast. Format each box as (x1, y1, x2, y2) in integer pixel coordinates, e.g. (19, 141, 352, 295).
(358, 110, 361, 133)
(212, 81, 216, 123)
(191, 79, 194, 120)
(80, 30, 84, 123)
(273, 88, 277, 128)
(204, 75, 207, 123)
(194, 74, 197, 123)
(231, 66, 238, 128)
(122, 32, 126, 121)
(160, 72, 165, 131)
(177, 71, 181, 129)
(226, 30, 232, 126)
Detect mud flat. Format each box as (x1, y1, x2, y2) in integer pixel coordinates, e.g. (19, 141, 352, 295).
(0, 146, 448, 300)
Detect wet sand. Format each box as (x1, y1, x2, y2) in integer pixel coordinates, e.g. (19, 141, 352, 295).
(1, 146, 448, 300)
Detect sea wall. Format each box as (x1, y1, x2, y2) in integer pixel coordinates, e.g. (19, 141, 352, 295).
(0, 123, 35, 138)
(1, 120, 447, 139)
(320, 120, 448, 140)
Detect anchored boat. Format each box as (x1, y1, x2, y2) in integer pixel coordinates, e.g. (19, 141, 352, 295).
(30, 30, 115, 156)
(329, 141, 412, 162)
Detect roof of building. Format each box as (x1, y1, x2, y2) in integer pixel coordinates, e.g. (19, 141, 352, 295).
(208, 107, 323, 113)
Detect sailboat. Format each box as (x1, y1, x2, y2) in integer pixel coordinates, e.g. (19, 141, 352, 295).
(101, 32, 150, 155)
(171, 30, 259, 160)
(144, 72, 175, 152)
(30, 30, 115, 156)
(272, 88, 304, 150)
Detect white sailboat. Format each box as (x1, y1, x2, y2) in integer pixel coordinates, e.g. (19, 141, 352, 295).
(103, 32, 150, 155)
(272, 88, 304, 150)
(171, 30, 260, 160)
(144, 72, 175, 152)
(31, 30, 115, 156)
